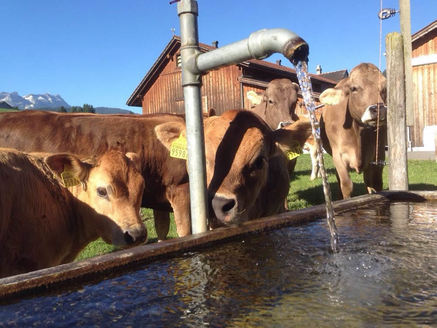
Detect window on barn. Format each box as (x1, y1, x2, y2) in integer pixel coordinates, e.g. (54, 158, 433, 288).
(177, 54, 182, 68)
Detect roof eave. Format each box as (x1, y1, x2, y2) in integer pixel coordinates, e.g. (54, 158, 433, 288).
(412, 20, 437, 43)
(126, 37, 181, 107)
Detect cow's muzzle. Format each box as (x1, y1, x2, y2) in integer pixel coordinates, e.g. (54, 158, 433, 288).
(123, 225, 147, 245)
(361, 103, 387, 126)
(211, 194, 247, 226)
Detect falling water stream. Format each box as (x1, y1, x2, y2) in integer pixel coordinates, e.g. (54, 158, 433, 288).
(294, 60, 339, 253)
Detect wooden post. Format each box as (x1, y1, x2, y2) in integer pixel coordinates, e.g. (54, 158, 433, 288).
(386, 32, 409, 190)
(399, 0, 414, 127)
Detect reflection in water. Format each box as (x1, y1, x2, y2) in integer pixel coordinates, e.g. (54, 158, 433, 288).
(1, 201, 436, 327)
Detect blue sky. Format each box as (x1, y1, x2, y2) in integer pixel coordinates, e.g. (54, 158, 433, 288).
(1, 1, 435, 113)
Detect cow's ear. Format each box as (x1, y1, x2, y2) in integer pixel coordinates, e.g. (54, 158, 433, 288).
(45, 153, 91, 186)
(154, 121, 186, 151)
(247, 90, 263, 107)
(291, 82, 300, 92)
(319, 88, 345, 106)
(125, 152, 142, 172)
(272, 118, 313, 152)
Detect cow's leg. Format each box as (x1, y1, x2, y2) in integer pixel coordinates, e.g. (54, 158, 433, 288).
(167, 183, 191, 237)
(153, 210, 170, 241)
(332, 154, 353, 199)
(363, 165, 383, 194)
(287, 158, 297, 178)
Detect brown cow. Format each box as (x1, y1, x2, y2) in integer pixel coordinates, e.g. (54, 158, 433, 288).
(247, 78, 300, 130)
(299, 103, 325, 181)
(0, 148, 146, 277)
(319, 63, 387, 198)
(0, 111, 189, 240)
(155, 110, 312, 226)
(247, 79, 316, 178)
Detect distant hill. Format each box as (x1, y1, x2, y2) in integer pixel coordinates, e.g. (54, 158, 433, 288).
(94, 107, 136, 115)
(0, 92, 137, 114)
(0, 92, 70, 110)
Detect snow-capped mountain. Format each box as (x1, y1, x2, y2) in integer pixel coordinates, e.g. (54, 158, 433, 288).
(0, 92, 70, 109)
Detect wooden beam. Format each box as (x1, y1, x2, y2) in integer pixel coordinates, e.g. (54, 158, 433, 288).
(399, 0, 414, 126)
(386, 32, 409, 190)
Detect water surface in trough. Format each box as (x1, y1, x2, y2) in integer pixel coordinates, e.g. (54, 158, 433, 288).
(1, 201, 437, 327)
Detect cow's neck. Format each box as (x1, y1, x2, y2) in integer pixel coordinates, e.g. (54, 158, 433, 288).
(65, 196, 101, 263)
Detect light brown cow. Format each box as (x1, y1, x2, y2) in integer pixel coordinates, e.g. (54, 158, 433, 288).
(0, 111, 189, 240)
(155, 110, 312, 226)
(0, 148, 146, 277)
(247, 79, 316, 178)
(247, 78, 300, 130)
(299, 103, 325, 181)
(319, 63, 387, 198)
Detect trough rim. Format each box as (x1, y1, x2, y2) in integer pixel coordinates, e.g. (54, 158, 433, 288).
(0, 190, 435, 300)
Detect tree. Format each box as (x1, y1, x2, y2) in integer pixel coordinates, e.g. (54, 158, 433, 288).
(82, 104, 95, 113)
(58, 106, 68, 113)
(70, 106, 82, 113)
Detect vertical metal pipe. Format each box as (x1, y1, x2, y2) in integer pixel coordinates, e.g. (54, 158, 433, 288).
(177, 0, 208, 234)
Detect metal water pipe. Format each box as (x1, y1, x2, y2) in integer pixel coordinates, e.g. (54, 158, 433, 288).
(177, 0, 309, 234)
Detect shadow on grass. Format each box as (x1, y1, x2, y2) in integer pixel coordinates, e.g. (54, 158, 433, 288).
(292, 181, 371, 207)
(409, 184, 437, 191)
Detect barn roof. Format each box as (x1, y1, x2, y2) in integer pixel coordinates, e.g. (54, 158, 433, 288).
(127, 36, 338, 107)
(412, 19, 437, 43)
(318, 69, 349, 82)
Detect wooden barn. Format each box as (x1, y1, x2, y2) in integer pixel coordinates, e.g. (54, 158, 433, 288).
(412, 19, 437, 147)
(127, 36, 339, 117)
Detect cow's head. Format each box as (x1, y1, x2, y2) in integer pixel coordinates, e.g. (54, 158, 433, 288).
(155, 110, 310, 227)
(45, 150, 147, 246)
(319, 63, 386, 126)
(248, 78, 300, 130)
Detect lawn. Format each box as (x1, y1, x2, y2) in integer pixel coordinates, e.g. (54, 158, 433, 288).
(76, 153, 437, 261)
(0, 108, 18, 112)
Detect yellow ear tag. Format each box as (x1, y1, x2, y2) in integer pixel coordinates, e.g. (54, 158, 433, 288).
(60, 169, 81, 188)
(170, 134, 188, 160)
(285, 144, 302, 160)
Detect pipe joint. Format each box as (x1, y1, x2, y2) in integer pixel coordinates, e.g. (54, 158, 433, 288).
(180, 44, 202, 86)
(177, 0, 198, 16)
(248, 28, 309, 65)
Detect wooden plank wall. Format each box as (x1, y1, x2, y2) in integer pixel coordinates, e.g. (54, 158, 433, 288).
(412, 29, 437, 147)
(142, 61, 242, 115)
(201, 65, 241, 115)
(142, 57, 183, 115)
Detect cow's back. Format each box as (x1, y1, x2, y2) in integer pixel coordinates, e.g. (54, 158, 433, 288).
(0, 150, 74, 276)
(0, 111, 188, 211)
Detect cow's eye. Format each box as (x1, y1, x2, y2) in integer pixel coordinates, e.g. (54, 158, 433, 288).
(97, 187, 108, 198)
(252, 155, 266, 171)
(350, 86, 359, 92)
(268, 99, 274, 104)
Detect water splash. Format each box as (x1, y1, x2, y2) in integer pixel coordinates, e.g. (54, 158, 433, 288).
(294, 60, 339, 253)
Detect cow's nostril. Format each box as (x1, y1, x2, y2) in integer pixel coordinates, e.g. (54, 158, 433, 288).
(222, 199, 236, 213)
(124, 231, 134, 244)
(212, 196, 236, 216)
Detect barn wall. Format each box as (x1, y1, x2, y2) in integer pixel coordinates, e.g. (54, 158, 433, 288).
(142, 55, 183, 115)
(412, 28, 437, 147)
(139, 44, 334, 120)
(201, 65, 241, 115)
(142, 58, 242, 115)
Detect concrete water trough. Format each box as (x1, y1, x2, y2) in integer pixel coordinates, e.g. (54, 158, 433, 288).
(0, 190, 435, 301)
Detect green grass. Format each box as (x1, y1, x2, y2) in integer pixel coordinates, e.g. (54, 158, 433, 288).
(0, 108, 18, 112)
(76, 154, 437, 261)
(75, 208, 178, 261)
